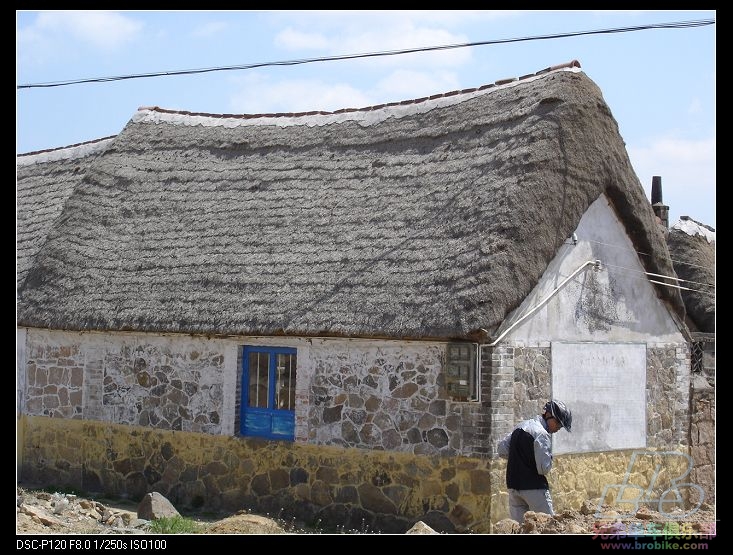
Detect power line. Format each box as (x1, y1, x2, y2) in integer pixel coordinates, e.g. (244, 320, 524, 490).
(17, 18, 714, 90)
(602, 261, 715, 295)
(586, 239, 716, 273)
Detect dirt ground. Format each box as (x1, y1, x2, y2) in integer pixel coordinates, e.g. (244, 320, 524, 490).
(16, 485, 292, 535)
(16, 484, 717, 535)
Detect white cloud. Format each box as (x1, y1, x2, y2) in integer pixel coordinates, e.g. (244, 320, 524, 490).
(628, 135, 716, 227)
(688, 98, 702, 115)
(18, 11, 143, 68)
(336, 24, 472, 69)
(17, 25, 46, 65)
(191, 21, 230, 38)
(374, 69, 460, 100)
(228, 68, 463, 115)
(34, 11, 143, 49)
(269, 13, 476, 69)
(268, 10, 519, 29)
(391, 10, 520, 25)
(229, 74, 372, 113)
(18, 10, 143, 68)
(634, 135, 715, 164)
(275, 27, 329, 50)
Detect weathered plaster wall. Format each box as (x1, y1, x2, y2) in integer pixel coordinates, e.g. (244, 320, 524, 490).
(500, 196, 685, 344)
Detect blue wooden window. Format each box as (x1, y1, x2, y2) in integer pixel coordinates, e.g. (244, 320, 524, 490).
(240, 346, 296, 441)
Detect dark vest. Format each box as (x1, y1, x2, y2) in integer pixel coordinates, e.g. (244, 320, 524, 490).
(505, 427, 549, 490)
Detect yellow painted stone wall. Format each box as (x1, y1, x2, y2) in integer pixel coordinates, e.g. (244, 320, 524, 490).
(491, 447, 698, 530)
(18, 415, 493, 533)
(18, 415, 706, 533)
(17, 415, 25, 471)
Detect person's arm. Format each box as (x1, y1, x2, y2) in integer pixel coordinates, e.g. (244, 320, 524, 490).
(534, 432, 553, 475)
(497, 430, 512, 458)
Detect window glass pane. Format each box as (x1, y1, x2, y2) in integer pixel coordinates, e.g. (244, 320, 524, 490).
(248, 351, 270, 408)
(275, 353, 296, 410)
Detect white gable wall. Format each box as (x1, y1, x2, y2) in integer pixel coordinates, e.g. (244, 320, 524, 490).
(495, 195, 688, 455)
(501, 195, 683, 344)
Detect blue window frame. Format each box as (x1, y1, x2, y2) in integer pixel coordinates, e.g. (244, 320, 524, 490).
(240, 346, 296, 441)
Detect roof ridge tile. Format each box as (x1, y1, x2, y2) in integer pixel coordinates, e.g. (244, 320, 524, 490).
(139, 60, 582, 121)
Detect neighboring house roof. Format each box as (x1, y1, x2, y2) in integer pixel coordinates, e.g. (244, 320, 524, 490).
(16, 137, 116, 291)
(666, 217, 716, 333)
(16, 62, 685, 341)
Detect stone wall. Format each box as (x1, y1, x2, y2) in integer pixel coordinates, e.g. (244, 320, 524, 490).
(19, 415, 494, 533)
(490, 448, 698, 527)
(20, 415, 707, 533)
(509, 345, 553, 423)
(689, 333, 715, 506)
(689, 391, 715, 507)
(17, 329, 712, 530)
(485, 342, 712, 524)
(20, 329, 492, 458)
(24, 342, 84, 419)
(647, 345, 691, 448)
(487, 344, 691, 454)
(22, 333, 230, 434)
(303, 342, 484, 456)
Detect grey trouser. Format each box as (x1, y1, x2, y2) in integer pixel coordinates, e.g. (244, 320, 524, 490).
(507, 488, 554, 523)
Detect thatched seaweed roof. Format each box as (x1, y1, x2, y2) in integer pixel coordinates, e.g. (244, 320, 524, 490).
(16, 64, 685, 340)
(16, 137, 115, 291)
(666, 217, 715, 333)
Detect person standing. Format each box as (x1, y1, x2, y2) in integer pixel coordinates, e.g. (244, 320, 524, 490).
(496, 399, 573, 523)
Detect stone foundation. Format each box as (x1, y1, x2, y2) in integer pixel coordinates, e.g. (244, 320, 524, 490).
(19, 415, 709, 533)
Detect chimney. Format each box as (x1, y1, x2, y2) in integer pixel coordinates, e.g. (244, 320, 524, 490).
(650, 175, 669, 229)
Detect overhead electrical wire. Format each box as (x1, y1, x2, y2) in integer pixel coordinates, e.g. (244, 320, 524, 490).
(17, 18, 715, 90)
(587, 239, 716, 273)
(601, 261, 715, 295)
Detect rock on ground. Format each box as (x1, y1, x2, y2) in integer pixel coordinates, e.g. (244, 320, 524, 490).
(16, 484, 716, 535)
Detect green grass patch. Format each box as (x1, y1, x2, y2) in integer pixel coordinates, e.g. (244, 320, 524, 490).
(148, 515, 204, 534)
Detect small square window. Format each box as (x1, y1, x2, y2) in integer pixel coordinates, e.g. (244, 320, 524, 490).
(445, 343, 478, 402)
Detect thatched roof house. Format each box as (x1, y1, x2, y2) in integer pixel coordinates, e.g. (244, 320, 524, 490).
(666, 217, 715, 333)
(17, 61, 701, 533)
(16, 61, 684, 341)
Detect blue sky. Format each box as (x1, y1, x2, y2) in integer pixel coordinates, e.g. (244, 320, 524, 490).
(16, 10, 716, 228)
